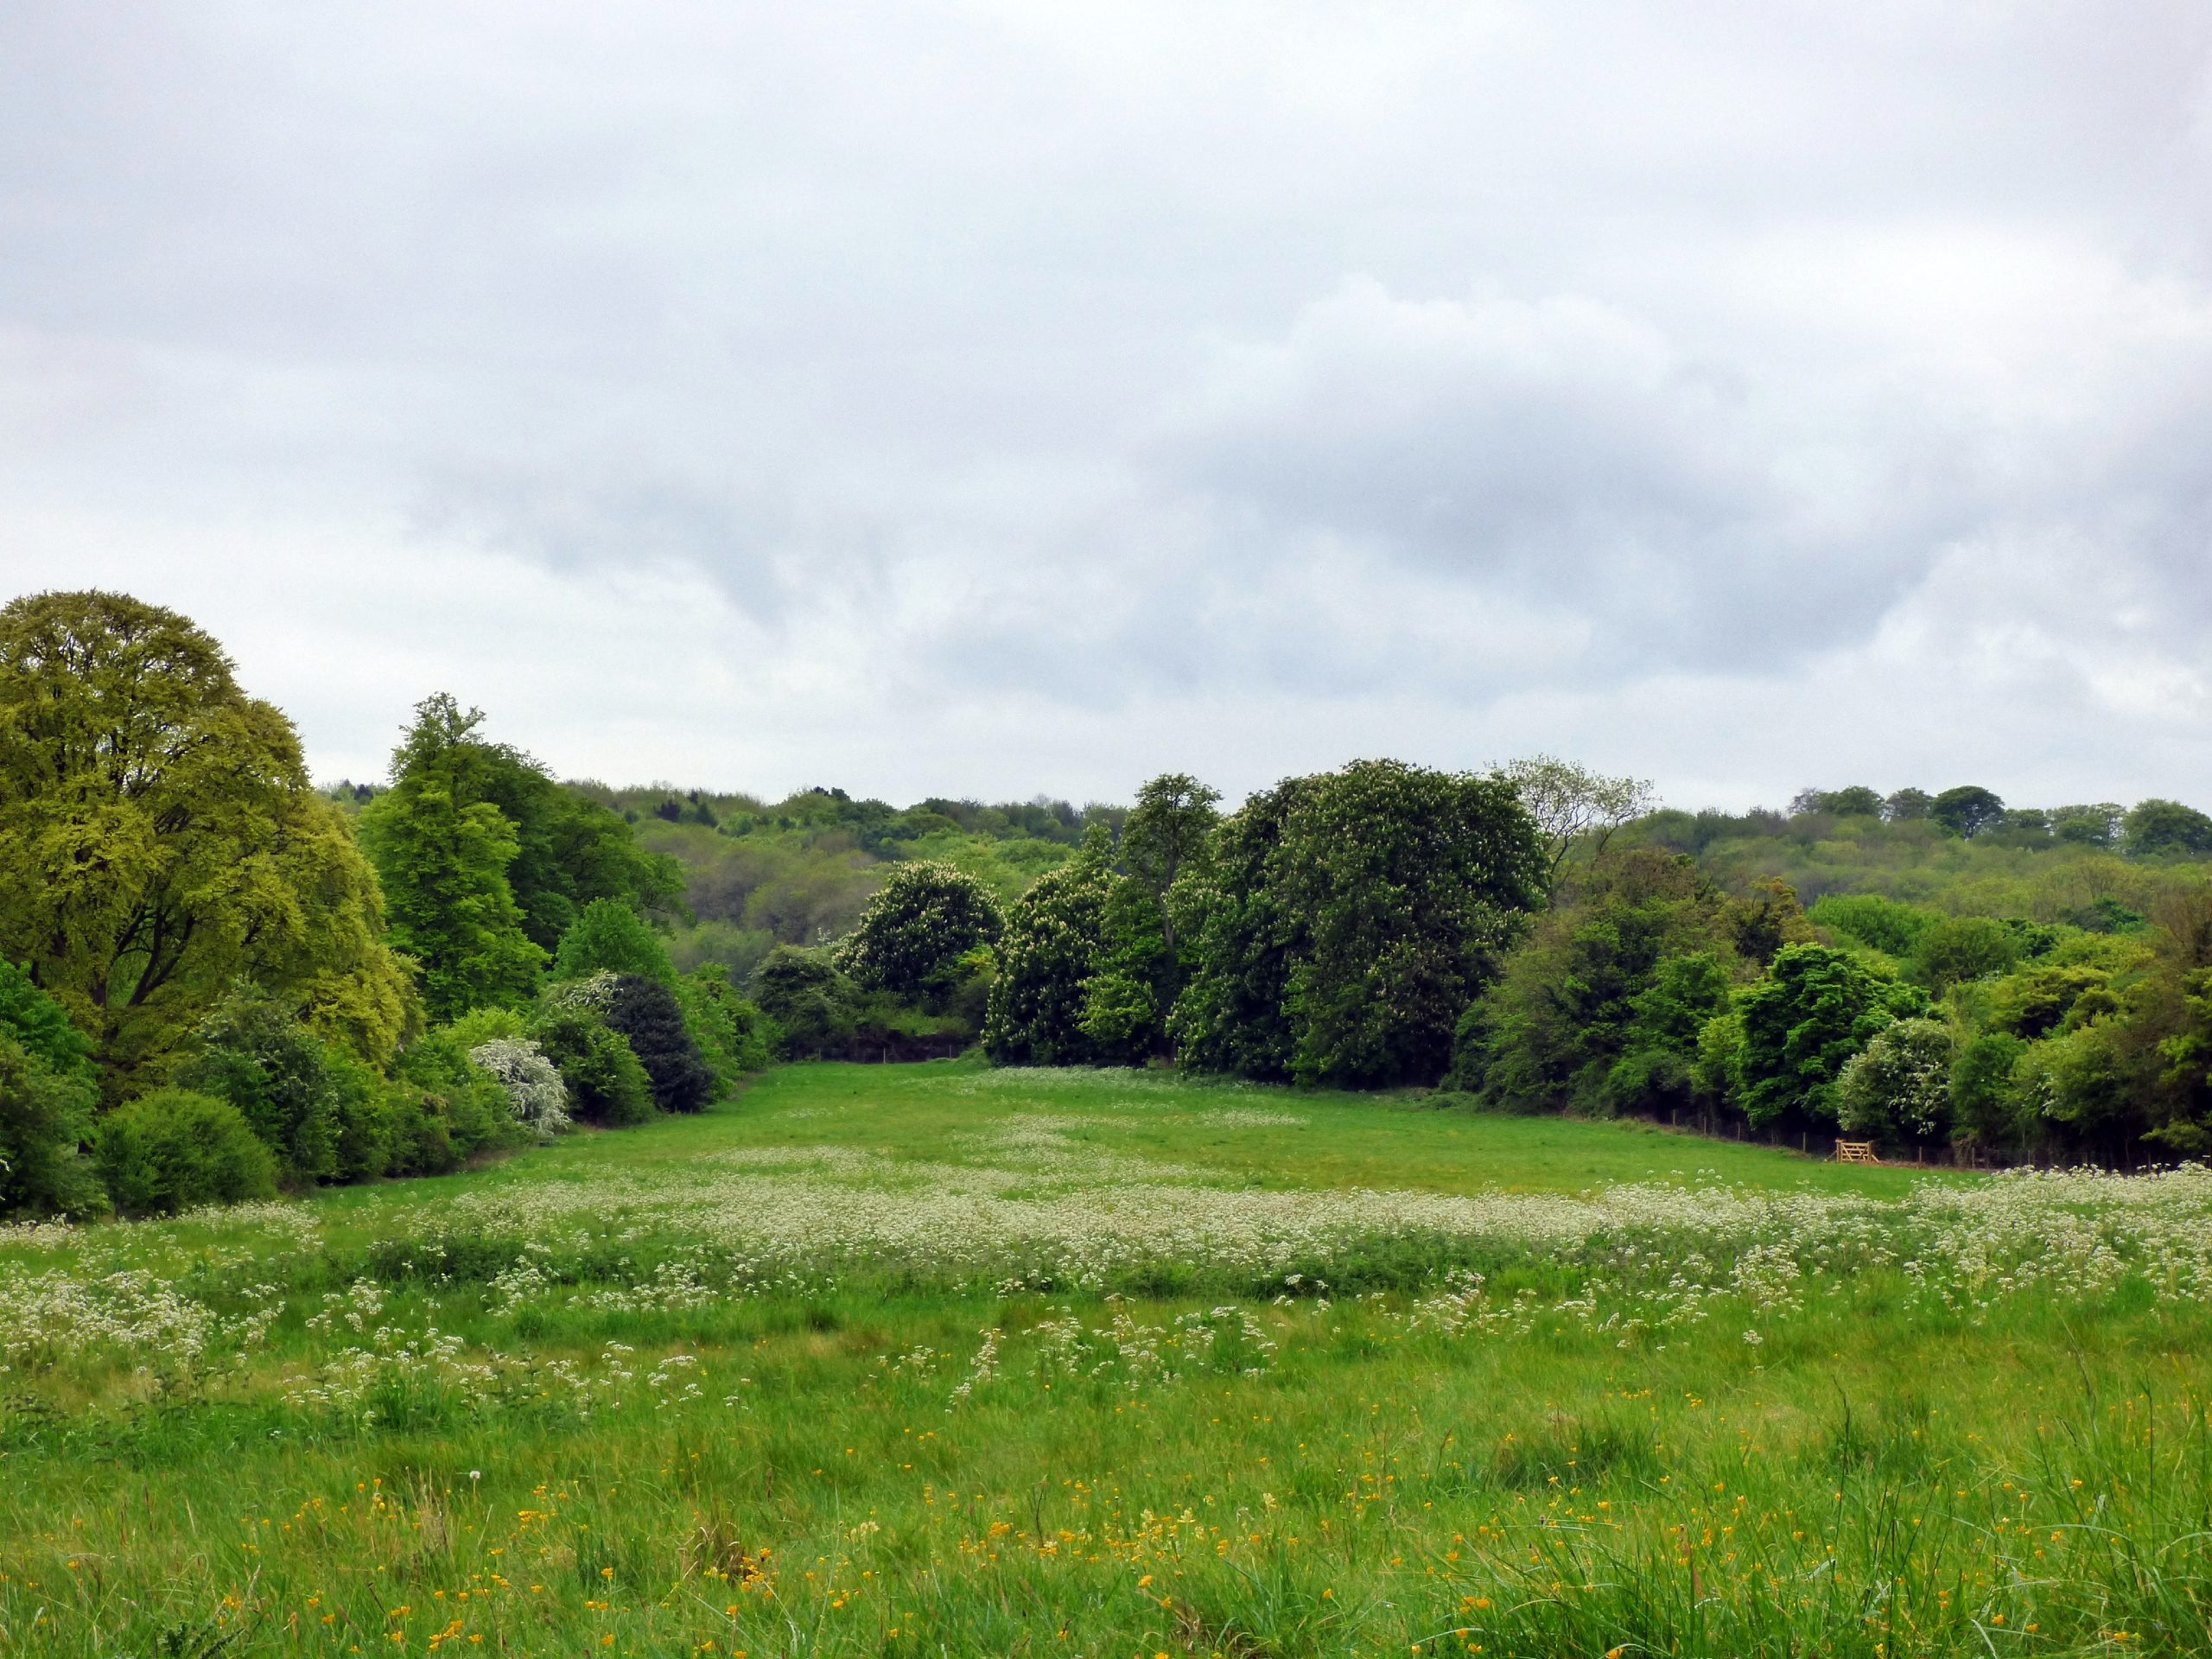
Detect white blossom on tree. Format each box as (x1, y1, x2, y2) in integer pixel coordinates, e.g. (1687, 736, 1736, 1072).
(467, 1038, 572, 1141)
(1497, 754, 1656, 886)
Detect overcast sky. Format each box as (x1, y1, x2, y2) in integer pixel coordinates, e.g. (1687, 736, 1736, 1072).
(5, 3, 2210, 810)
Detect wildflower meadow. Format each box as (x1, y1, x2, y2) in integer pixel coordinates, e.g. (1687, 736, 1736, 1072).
(5, 1059, 2211, 1657)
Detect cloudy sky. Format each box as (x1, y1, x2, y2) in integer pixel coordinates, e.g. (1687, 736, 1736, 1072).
(5, 3, 2210, 810)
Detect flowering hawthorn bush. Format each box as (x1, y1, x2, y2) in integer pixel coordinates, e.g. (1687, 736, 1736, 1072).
(466, 1038, 572, 1141)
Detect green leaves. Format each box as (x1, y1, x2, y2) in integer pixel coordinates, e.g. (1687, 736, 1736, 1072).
(360, 703, 549, 1024)
(0, 591, 413, 1088)
(835, 861, 1002, 1004)
(1177, 760, 1546, 1089)
(1735, 944, 1926, 1128)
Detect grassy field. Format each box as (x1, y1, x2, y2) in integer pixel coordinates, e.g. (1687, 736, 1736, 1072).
(4, 1059, 2211, 1658)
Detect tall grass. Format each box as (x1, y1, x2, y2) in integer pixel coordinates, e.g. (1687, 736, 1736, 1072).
(2, 1061, 2209, 1656)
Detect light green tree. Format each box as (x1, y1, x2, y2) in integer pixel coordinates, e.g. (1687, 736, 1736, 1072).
(1498, 755, 1655, 887)
(554, 897, 676, 984)
(0, 591, 414, 1088)
(361, 696, 547, 1022)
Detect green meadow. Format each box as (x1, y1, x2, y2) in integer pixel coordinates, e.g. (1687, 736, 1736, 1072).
(5, 1061, 2209, 1659)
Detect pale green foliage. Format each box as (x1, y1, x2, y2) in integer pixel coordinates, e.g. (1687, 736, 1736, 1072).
(1500, 754, 1656, 885)
(0, 591, 415, 1087)
(553, 897, 676, 984)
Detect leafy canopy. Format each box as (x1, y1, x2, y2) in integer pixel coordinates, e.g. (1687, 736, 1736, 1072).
(834, 861, 1002, 1003)
(554, 897, 677, 984)
(361, 697, 548, 1023)
(0, 591, 413, 1087)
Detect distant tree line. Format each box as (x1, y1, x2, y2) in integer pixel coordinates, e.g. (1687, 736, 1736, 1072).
(7, 589, 2212, 1220)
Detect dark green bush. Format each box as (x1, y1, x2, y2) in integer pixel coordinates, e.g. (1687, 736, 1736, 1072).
(390, 1029, 524, 1169)
(674, 965, 777, 1087)
(602, 974, 715, 1112)
(0, 959, 95, 1078)
(750, 947, 860, 1059)
(92, 1088, 277, 1217)
(0, 1030, 99, 1217)
(534, 1005, 655, 1125)
(177, 983, 340, 1185)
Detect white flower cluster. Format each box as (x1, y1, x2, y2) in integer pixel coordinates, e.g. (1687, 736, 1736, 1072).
(467, 1038, 572, 1140)
(542, 972, 619, 1013)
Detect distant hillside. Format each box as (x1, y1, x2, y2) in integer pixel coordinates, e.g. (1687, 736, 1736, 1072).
(577, 785, 1123, 983)
(1630, 791, 2212, 933)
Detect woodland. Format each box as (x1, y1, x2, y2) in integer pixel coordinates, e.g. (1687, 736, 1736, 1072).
(5, 588, 2212, 1221)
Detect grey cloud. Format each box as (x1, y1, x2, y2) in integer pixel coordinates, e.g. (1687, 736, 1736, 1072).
(3, 3, 2212, 807)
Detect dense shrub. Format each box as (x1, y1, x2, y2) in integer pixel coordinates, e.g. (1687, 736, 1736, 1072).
(0, 1031, 99, 1217)
(673, 966, 777, 1086)
(750, 947, 861, 1058)
(177, 984, 344, 1185)
(1950, 1031, 2028, 1152)
(1809, 893, 1933, 957)
(553, 898, 676, 983)
(467, 1038, 572, 1140)
(834, 861, 1003, 1003)
(534, 1005, 655, 1125)
(92, 1088, 277, 1217)
(601, 974, 715, 1112)
(0, 959, 95, 1077)
(388, 1030, 518, 1173)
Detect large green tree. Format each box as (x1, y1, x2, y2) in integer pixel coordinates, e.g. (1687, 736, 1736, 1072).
(1450, 849, 1731, 1112)
(1734, 944, 1927, 1128)
(833, 861, 1002, 1004)
(0, 591, 414, 1088)
(982, 828, 1117, 1066)
(2125, 798, 2212, 858)
(1166, 782, 1305, 1081)
(429, 721, 684, 950)
(1930, 785, 2006, 839)
(360, 697, 547, 1022)
(1177, 760, 1545, 1088)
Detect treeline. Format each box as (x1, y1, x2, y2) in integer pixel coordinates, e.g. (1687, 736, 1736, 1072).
(768, 761, 2212, 1166)
(0, 594, 769, 1220)
(8, 588, 2212, 1221)
(776, 764, 1554, 1087)
(542, 785, 1109, 988)
(1446, 849, 2212, 1164)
